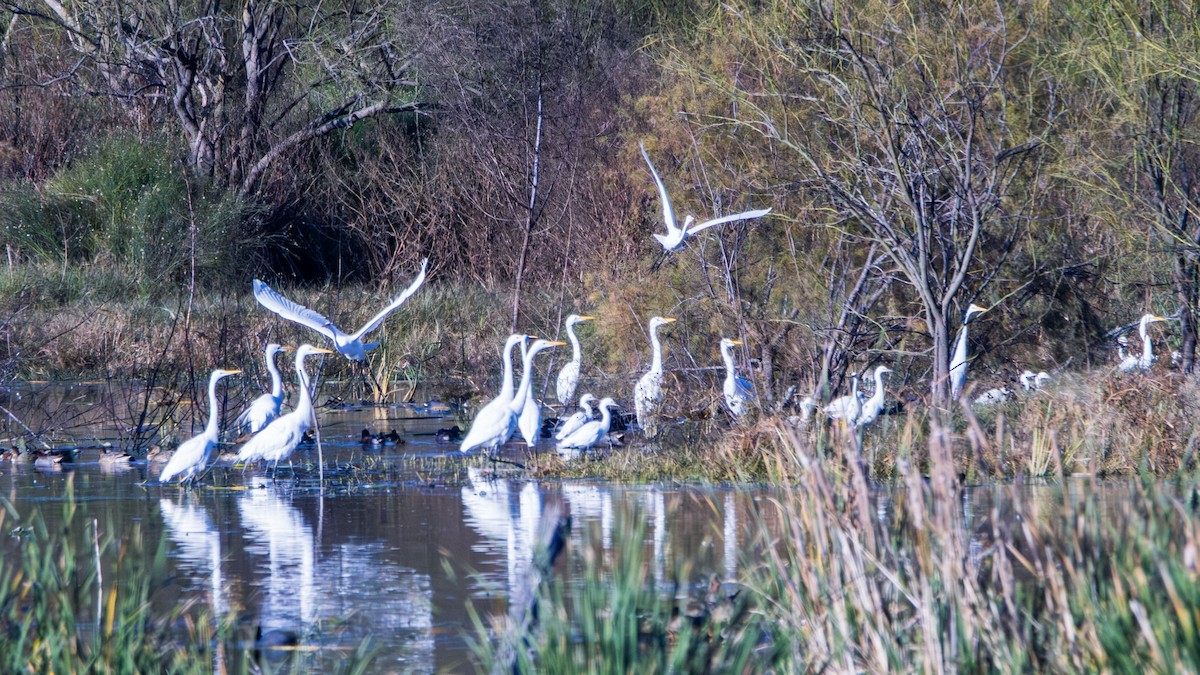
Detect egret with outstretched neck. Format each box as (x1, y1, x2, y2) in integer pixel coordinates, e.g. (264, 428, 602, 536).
(1118, 313, 1169, 372)
(719, 338, 754, 417)
(252, 259, 427, 361)
(235, 344, 334, 470)
(557, 397, 620, 454)
(234, 344, 295, 434)
(462, 339, 564, 456)
(634, 316, 676, 436)
(950, 303, 989, 400)
(856, 366, 892, 428)
(459, 334, 531, 454)
(160, 368, 241, 484)
(556, 314, 595, 407)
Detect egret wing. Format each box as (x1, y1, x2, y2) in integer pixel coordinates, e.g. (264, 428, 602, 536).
(685, 208, 772, 235)
(735, 376, 756, 399)
(350, 258, 428, 341)
(640, 142, 679, 234)
(253, 280, 338, 341)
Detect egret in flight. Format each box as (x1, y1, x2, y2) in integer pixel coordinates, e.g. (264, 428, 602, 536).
(1118, 313, 1169, 372)
(719, 338, 754, 417)
(235, 344, 334, 470)
(949, 303, 989, 400)
(640, 142, 772, 251)
(555, 393, 597, 441)
(159, 368, 241, 484)
(556, 314, 595, 407)
(252, 258, 428, 360)
(461, 338, 564, 456)
(234, 344, 295, 434)
(634, 316, 676, 436)
(557, 397, 620, 455)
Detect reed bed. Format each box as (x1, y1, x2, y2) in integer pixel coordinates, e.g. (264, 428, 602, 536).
(473, 421, 1200, 672)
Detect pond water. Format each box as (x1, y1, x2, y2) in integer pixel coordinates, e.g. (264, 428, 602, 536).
(0, 381, 760, 673)
(0, 381, 1138, 673)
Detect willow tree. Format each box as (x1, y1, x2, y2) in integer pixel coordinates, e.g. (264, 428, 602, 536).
(669, 1, 1046, 408)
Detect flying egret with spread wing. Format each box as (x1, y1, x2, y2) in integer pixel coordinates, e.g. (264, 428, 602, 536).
(252, 258, 428, 360)
(640, 142, 771, 251)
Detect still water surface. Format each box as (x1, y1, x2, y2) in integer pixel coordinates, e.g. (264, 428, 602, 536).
(0, 382, 1130, 672)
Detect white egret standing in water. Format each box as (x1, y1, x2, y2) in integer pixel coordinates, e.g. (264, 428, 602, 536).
(235, 344, 334, 470)
(555, 393, 597, 441)
(634, 316, 676, 436)
(719, 338, 754, 417)
(234, 343, 295, 434)
(555, 314, 595, 407)
(461, 339, 564, 456)
(639, 142, 772, 251)
(459, 334, 531, 455)
(516, 339, 548, 447)
(949, 303, 989, 400)
(159, 368, 241, 484)
(252, 259, 427, 361)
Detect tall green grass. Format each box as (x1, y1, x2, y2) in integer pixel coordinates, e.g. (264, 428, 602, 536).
(470, 424, 1200, 671)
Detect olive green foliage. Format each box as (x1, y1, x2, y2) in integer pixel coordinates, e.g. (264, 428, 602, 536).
(0, 136, 263, 300)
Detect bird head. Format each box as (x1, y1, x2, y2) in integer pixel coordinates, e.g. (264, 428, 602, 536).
(568, 314, 595, 326)
(876, 365, 893, 376)
(965, 303, 989, 321)
(214, 368, 241, 379)
(580, 393, 597, 406)
(650, 316, 677, 330)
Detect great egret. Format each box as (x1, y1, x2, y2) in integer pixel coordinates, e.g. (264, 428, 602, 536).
(555, 393, 597, 440)
(634, 316, 677, 436)
(1118, 313, 1169, 372)
(459, 334, 530, 453)
(516, 339, 547, 447)
(159, 368, 241, 484)
(235, 344, 334, 469)
(950, 303, 989, 400)
(719, 338, 754, 417)
(234, 344, 296, 434)
(639, 142, 772, 252)
(556, 397, 620, 453)
(824, 373, 862, 425)
(461, 339, 564, 456)
(856, 365, 892, 427)
(252, 258, 428, 361)
(555, 314, 595, 407)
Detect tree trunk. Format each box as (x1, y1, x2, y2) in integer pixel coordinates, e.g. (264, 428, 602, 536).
(930, 314, 950, 412)
(1175, 254, 1197, 373)
(510, 75, 543, 332)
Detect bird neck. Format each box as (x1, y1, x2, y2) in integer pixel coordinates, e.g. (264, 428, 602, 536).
(500, 340, 520, 400)
(598, 404, 613, 430)
(511, 351, 537, 412)
(567, 323, 582, 363)
(266, 350, 284, 398)
(204, 373, 223, 438)
(721, 344, 736, 382)
(1141, 332, 1154, 361)
(871, 371, 885, 402)
(295, 358, 314, 415)
(581, 400, 593, 417)
(650, 326, 665, 373)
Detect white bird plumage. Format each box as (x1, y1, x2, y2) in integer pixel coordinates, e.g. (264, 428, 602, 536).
(1118, 313, 1169, 372)
(516, 338, 549, 447)
(973, 387, 1014, 406)
(824, 373, 862, 425)
(634, 316, 676, 436)
(459, 334, 530, 454)
(555, 393, 597, 441)
(719, 338, 754, 417)
(461, 338, 564, 456)
(856, 365, 892, 427)
(556, 397, 619, 454)
(555, 314, 595, 407)
(950, 303, 989, 400)
(639, 142, 772, 251)
(235, 344, 334, 468)
(252, 258, 428, 361)
(159, 368, 241, 484)
(234, 343, 296, 434)
(1020, 370, 1052, 391)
